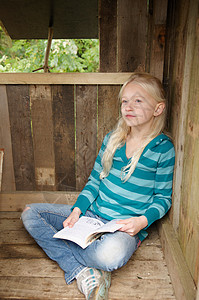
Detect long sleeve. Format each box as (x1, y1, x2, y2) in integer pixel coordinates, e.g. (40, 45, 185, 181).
(143, 141, 175, 228)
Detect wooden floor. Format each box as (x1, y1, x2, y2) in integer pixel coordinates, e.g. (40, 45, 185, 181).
(0, 212, 176, 300)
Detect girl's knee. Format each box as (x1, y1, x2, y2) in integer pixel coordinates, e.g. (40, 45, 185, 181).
(96, 233, 132, 271)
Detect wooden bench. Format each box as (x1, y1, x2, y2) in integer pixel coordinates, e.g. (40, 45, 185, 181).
(0, 192, 175, 299)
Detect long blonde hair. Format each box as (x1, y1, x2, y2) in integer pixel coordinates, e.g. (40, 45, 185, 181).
(100, 72, 167, 182)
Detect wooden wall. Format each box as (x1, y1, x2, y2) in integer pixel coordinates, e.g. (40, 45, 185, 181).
(99, 0, 168, 79)
(0, 74, 129, 192)
(163, 0, 199, 287)
(0, 0, 170, 192)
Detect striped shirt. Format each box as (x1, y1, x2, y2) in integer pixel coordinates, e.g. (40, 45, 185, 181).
(73, 133, 175, 241)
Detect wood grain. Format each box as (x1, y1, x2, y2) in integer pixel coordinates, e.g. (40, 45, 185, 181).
(30, 85, 55, 191)
(0, 210, 175, 299)
(52, 85, 76, 191)
(97, 85, 121, 151)
(76, 85, 97, 190)
(0, 85, 16, 191)
(6, 85, 35, 190)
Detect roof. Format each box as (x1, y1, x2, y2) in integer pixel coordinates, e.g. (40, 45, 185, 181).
(0, 0, 98, 39)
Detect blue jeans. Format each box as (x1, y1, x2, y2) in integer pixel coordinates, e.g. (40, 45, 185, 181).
(21, 203, 140, 284)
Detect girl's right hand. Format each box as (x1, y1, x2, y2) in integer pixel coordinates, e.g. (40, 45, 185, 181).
(63, 207, 81, 228)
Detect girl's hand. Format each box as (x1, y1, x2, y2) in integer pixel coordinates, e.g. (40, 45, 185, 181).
(63, 207, 82, 228)
(117, 216, 148, 236)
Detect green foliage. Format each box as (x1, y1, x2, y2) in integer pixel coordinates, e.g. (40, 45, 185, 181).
(0, 27, 99, 72)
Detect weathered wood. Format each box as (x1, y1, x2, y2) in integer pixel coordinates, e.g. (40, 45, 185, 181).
(158, 217, 197, 300)
(99, 0, 117, 72)
(0, 73, 132, 85)
(178, 0, 199, 285)
(0, 230, 35, 244)
(0, 149, 4, 190)
(0, 276, 175, 300)
(30, 85, 55, 191)
(0, 244, 47, 259)
(0, 257, 171, 281)
(146, 0, 168, 80)
(0, 204, 175, 300)
(163, 0, 199, 288)
(117, 0, 148, 72)
(0, 85, 16, 191)
(0, 218, 24, 230)
(0, 192, 79, 211)
(52, 85, 76, 191)
(97, 85, 121, 151)
(6, 85, 35, 190)
(0, 276, 82, 300)
(0, 258, 64, 277)
(76, 85, 97, 190)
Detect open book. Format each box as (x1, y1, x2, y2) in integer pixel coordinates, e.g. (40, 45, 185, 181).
(53, 216, 123, 249)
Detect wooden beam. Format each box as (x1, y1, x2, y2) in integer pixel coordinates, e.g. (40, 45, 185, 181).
(0, 149, 4, 191)
(157, 217, 197, 300)
(0, 192, 79, 212)
(0, 86, 16, 191)
(0, 73, 132, 85)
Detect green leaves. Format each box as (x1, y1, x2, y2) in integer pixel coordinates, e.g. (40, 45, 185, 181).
(0, 27, 99, 72)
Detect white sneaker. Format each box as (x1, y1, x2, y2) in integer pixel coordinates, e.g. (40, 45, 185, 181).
(76, 267, 111, 300)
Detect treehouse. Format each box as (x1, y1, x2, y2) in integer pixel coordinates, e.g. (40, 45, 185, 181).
(0, 0, 198, 299)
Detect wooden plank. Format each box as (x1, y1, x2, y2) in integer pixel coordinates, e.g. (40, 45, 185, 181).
(0, 211, 21, 218)
(109, 278, 175, 300)
(6, 85, 35, 190)
(146, 0, 168, 80)
(158, 217, 197, 300)
(0, 218, 24, 230)
(97, 85, 121, 151)
(0, 276, 83, 299)
(52, 85, 76, 191)
(0, 230, 35, 244)
(30, 85, 55, 191)
(99, 0, 117, 72)
(76, 85, 97, 190)
(0, 73, 132, 85)
(178, 0, 199, 285)
(0, 192, 79, 211)
(0, 276, 175, 300)
(0, 258, 64, 277)
(0, 244, 47, 259)
(117, 0, 148, 72)
(163, 0, 199, 287)
(0, 149, 4, 191)
(0, 257, 170, 280)
(0, 86, 16, 191)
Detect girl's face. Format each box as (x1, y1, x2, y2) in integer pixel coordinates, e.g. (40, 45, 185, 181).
(121, 82, 164, 133)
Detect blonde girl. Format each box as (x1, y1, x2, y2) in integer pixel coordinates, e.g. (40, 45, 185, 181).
(22, 72, 175, 300)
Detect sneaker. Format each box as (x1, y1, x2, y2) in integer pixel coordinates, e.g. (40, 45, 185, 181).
(76, 267, 111, 300)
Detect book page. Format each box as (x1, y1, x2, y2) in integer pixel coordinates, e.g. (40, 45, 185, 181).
(53, 216, 105, 248)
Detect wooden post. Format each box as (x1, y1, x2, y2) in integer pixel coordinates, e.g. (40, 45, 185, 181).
(146, 0, 168, 80)
(0, 149, 4, 191)
(0, 85, 16, 191)
(99, 0, 117, 72)
(117, 0, 148, 72)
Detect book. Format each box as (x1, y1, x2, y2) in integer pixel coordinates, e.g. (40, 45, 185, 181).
(53, 216, 123, 249)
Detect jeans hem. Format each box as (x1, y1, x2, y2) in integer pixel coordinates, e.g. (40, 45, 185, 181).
(65, 265, 85, 284)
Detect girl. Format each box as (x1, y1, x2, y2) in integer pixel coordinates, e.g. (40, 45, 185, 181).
(21, 72, 175, 300)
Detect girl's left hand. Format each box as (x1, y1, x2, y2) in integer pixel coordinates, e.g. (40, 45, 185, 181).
(117, 216, 148, 236)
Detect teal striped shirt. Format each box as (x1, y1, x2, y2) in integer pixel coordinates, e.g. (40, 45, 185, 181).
(73, 133, 175, 241)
